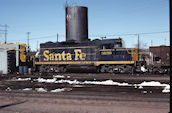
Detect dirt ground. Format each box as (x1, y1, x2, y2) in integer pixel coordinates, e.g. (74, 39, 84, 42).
(0, 73, 170, 113)
(0, 92, 169, 113)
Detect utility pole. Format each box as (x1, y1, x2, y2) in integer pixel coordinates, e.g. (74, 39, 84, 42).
(57, 33, 58, 42)
(138, 34, 140, 61)
(0, 33, 1, 43)
(27, 32, 30, 52)
(36, 41, 38, 51)
(151, 40, 153, 46)
(4, 24, 8, 43)
(100, 36, 106, 40)
(0, 24, 8, 43)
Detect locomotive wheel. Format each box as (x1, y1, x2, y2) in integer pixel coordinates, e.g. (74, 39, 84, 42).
(60, 66, 67, 73)
(108, 66, 114, 74)
(39, 65, 45, 73)
(100, 65, 106, 73)
(54, 66, 60, 73)
(49, 66, 54, 72)
(118, 66, 125, 73)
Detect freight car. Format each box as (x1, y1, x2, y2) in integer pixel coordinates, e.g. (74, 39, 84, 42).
(148, 46, 170, 74)
(35, 38, 139, 73)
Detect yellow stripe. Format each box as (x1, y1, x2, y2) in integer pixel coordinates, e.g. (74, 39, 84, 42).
(100, 49, 132, 51)
(99, 49, 113, 51)
(35, 61, 135, 66)
(38, 53, 96, 56)
(100, 49, 132, 54)
(40, 46, 97, 50)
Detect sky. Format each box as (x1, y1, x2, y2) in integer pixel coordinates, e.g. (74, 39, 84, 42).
(0, 0, 169, 51)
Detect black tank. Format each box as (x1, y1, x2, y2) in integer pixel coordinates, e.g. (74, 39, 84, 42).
(66, 6, 88, 42)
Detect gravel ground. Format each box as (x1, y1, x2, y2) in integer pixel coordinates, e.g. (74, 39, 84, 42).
(0, 91, 169, 113)
(0, 73, 170, 113)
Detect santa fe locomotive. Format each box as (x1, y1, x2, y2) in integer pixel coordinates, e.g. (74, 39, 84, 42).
(34, 6, 139, 73)
(35, 38, 139, 73)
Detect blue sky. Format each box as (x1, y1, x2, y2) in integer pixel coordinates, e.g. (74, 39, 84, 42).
(0, 0, 169, 50)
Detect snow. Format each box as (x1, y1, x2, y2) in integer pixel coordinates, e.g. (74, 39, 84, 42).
(17, 78, 31, 81)
(162, 85, 170, 93)
(5, 87, 11, 91)
(83, 80, 131, 86)
(35, 88, 47, 92)
(138, 86, 143, 89)
(50, 88, 65, 92)
(37, 77, 57, 83)
(53, 79, 131, 86)
(53, 75, 65, 78)
(138, 81, 165, 87)
(33, 77, 170, 93)
(23, 88, 32, 91)
(142, 91, 147, 94)
(137, 81, 170, 93)
(55, 79, 81, 84)
(141, 66, 147, 72)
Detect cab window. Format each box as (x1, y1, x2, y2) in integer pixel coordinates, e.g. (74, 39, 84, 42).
(102, 44, 111, 49)
(114, 44, 121, 48)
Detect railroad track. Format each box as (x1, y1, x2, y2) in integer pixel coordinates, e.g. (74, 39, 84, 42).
(0, 73, 170, 83)
(0, 90, 169, 103)
(0, 79, 169, 94)
(0, 73, 169, 97)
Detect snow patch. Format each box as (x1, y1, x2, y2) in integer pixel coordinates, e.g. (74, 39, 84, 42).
(83, 80, 131, 86)
(162, 85, 170, 93)
(35, 88, 47, 92)
(55, 79, 81, 84)
(37, 77, 57, 83)
(50, 88, 65, 92)
(23, 88, 32, 91)
(138, 81, 166, 87)
(142, 91, 147, 94)
(34, 77, 170, 93)
(53, 75, 65, 78)
(17, 78, 31, 81)
(137, 81, 170, 93)
(138, 86, 143, 89)
(5, 87, 11, 91)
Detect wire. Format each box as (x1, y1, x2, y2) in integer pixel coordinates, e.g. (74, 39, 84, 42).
(89, 31, 169, 37)
(8, 31, 169, 42)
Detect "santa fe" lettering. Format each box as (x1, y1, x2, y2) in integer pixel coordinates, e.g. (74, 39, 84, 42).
(43, 49, 86, 61)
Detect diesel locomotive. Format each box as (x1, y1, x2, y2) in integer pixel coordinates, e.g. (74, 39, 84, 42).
(35, 38, 139, 73)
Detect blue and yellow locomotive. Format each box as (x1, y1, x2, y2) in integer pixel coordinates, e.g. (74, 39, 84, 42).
(35, 38, 138, 73)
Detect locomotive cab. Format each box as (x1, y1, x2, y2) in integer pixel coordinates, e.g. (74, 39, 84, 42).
(101, 38, 123, 49)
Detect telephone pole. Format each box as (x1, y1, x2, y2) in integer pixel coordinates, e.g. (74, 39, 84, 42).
(27, 32, 30, 52)
(0, 24, 8, 43)
(57, 33, 58, 42)
(138, 34, 140, 61)
(4, 24, 8, 43)
(151, 40, 153, 46)
(36, 41, 38, 51)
